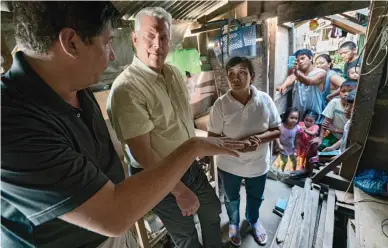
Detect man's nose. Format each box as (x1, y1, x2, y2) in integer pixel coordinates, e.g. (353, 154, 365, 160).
(109, 46, 116, 61)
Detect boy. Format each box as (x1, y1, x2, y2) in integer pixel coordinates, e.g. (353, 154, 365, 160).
(339, 41, 361, 78)
(322, 89, 356, 153)
(311, 81, 356, 151)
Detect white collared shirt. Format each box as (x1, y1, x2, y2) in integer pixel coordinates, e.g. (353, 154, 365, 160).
(208, 85, 281, 177)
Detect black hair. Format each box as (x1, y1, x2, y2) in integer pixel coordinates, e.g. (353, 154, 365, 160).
(225, 57, 255, 78)
(346, 89, 357, 103)
(303, 109, 319, 121)
(293, 49, 313, 59)
(340, 41, 357, 50)
(341, 80, 358, 89)
(281, 107, 299, 123)
(13, 1, 121, 54)
(316, 54, 333, 69)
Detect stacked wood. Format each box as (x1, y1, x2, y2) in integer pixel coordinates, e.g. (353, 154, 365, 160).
(271, 179, 336, 248)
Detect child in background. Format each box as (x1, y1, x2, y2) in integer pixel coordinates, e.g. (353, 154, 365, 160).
(275, 107, 300, 171)
(347, 66, 360, 82)
(296, 110, 320, 170)
(311, 81, 356, 152)
(327, 66, 359, 100)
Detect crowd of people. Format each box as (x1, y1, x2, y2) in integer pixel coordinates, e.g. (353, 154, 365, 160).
(273, 42, 360, 177)
(1, 2, 362, 248)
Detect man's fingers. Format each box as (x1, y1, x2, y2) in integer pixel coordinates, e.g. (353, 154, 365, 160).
(222, 141, 245, 150)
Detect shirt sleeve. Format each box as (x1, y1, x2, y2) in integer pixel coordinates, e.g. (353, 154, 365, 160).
(264, 93, 281, 129)
(322, 99, 336, 119)
(207, 99, 224, 135)
(108, 82, 155, 141)
(1, 115, 109, 226)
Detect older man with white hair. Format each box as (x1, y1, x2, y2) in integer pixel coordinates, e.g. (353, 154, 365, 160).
(108, 7, 223, 248)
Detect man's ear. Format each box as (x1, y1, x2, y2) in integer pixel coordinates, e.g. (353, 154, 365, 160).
(132, 31, 138, 47)
(58, 28, 81, 59)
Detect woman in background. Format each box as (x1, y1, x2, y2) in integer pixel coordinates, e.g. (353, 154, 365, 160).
(315, 54, 345, 102)
(208, 57, 281, 246)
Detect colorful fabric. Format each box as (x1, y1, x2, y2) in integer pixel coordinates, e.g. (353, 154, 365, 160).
(318, 132, 339, 151)
(279, 123, 300, 156)
(296, 122, 319, 157)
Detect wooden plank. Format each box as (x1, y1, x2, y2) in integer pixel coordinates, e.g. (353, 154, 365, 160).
(297, 178, 313, 248)
(341, 0, 388, 180)
(335, 190, 354, 204)
(275, 186, 302, 244)
(323, 189, 336, 248)
(312, 143, 361, 183)
(347, 219, 356, 248)
(328, 15, 367, 34)
(314, 196, 327, 248)
(277, 1, 370, 24)
(354, 186, 388, 248)
(308, 185, 321, 248)
(135, 218, 151, 248)
(286, 186, 306, 248)
(282, 187, 305, 248)
(319, 172, 351, 192)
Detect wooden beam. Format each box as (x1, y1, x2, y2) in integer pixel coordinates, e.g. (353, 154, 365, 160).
(197, 1, 243, 24)
(339, 13, 363, 25)
(277, 1, 370, 24)
(341, 0, 388, 180)
(267, 17, 277, 98)
(323, 189, 336, 248)
(312, 143, 361, 183)
(327, 15, 366, 34)
(135, 218, 150, 248)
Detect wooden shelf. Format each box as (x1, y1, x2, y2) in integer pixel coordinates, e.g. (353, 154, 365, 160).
(354, 186, 388, 248)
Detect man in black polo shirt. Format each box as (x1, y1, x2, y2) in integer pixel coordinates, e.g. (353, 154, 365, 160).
(1, 2, 242, 248)
(339, 41, 361, 78)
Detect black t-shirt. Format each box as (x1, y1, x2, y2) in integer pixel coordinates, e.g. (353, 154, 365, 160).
(343, 56, 362, 78)
(1, 52, 125, 248)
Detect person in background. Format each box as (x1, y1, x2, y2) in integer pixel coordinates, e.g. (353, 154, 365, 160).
(315, 54, 345, 101)
(326, 66, 359, 101)
(108, 7, 227, 248)
(310, 81, 356, 153)
(295, 110, 320, 171)
(274, 107, 300, 171)
(339, 41, 361, 78)
(347, 66, 361, 81)
(208, 57, 281, 246)
(277, 49, 326, 123)
(1, 2, 243, 248)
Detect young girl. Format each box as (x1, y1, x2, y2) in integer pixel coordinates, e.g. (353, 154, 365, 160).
(296, 110, 320, 170)
(275, 107, 300, 171)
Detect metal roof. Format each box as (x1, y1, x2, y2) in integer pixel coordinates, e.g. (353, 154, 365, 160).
(112, 0, 227, 21)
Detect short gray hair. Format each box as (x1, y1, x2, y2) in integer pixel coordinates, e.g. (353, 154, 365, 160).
(134, 7, 172, 34)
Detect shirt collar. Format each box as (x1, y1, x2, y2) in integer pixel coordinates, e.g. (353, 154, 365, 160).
(5, 51, 77, 115)
(131, 55, 170, 82)
(226, 85, 258, 104)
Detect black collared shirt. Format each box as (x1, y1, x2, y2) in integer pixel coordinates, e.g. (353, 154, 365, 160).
(1, 52, 125, 248)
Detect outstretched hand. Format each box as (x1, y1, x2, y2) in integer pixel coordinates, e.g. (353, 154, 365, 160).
(192, 137, 244, 158)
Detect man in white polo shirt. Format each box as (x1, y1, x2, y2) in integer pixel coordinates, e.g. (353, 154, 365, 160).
(108, 7, 222, 248)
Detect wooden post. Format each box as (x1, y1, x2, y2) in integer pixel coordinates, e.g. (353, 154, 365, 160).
(267, 17, 277, 98)
(312, 143, 361, 183)
(135, 218, 151, 248)
(340, 0, 388, 180)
